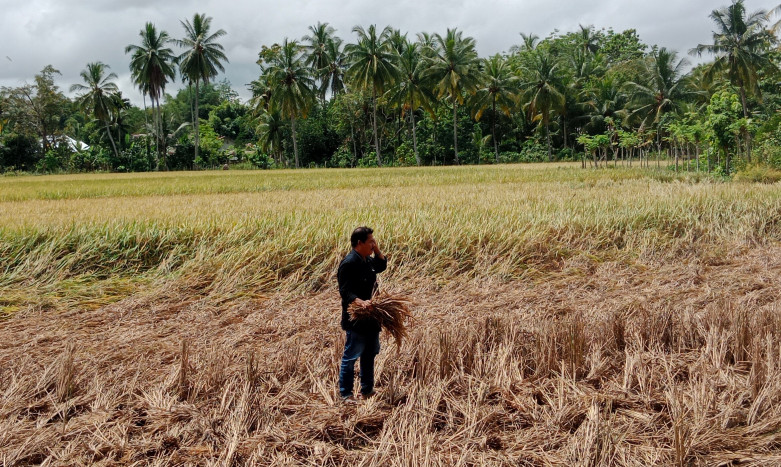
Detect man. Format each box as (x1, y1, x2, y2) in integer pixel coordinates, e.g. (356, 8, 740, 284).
(337, 226, 387, 403)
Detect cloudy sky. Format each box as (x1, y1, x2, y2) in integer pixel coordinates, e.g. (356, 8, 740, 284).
(0, 0, 778, 105)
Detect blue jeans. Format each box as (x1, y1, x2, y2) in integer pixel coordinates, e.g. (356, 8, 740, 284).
(339, 330, 380, 397)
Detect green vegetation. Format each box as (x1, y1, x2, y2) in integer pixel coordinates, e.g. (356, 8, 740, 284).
(2, 1, 781, 175)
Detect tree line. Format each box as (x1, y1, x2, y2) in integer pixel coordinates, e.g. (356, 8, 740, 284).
(2, 1, 781, 174)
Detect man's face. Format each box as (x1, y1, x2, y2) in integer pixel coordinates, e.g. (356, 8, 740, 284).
(356, 234, 376, 258)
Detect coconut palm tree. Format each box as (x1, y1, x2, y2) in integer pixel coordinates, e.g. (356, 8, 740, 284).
(388, 29, 407, 55)
(584, 75, 627, 134)
(521, 33, 540, 52)
(303, 25, 347, 102)
(691, 0, 776, 162)
(625, 48, 693, 127)
(70, 62, 120, 159)
(386, 40, 435, 165)
(303, 22, 334, 72)
(249, 74, 273, 112)
(416, 32, 438, 58)
(469, 54, 518, 162)
(256, 108, 285, 165)
(126, 22, 176, 169)
(692, 0, 774, 118)
(577, 24, 600, 56)
(423, 28, 481, 164)
(518, 48, 565, 161)
(509, 33, 540, 55)
(265, 39, 315, 168)
(625, 48, 697, 162)
(345, 25, 400, 166)
(320, 36, 347, 99)
(303, 22, 338, 102)
(176, 13, 228, 166)
(110, 92, 131, 151)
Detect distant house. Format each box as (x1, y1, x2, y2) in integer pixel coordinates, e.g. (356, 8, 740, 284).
(42, 136, 90, 152)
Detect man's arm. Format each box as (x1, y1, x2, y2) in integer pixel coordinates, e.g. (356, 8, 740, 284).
(371, 243, 387, 274)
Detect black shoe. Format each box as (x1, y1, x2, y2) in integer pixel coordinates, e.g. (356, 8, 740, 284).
(342, 395, 358, 404)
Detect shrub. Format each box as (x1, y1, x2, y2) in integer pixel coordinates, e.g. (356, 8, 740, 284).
(328, 145, 355, 168)
(754, 132, 781, 170)
(0, 133, 40, 171)
(734, 165, 781, 184)
(248, 150, 273, 169)
(557, 147, 578, 162)
(68, 147, 103, 172)
(498, 143, 547, 164)
(36, 144, 71, 173)
(169, 137, 195, 171)
(394, 141, 417, 167)
(357, 151, 379, 168)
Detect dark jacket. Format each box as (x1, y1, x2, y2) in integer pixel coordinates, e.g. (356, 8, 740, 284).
(337, 249, 387, 333)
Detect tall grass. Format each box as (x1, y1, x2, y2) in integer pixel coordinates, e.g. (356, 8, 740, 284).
(0, 165, 778, 309)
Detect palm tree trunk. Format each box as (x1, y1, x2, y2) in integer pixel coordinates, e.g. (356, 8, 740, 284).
(160, 97, 168, 170)
(717, 146, 721, 170)
(104, 120, 119, 160)
(411, 110, 420, 166)
(350, 121, 358, 167)
(545, 116, 552, 162)
(396, 108, 402, 164)
(492, 97, 499, 163)
(431, 125, 437, 165)
(194, 79, 200, 168)
(739, 85, 751, 164)
(188, 83, 195, 133)
(562, 115, 568, 151)
(372, 90, 382, 167)
(291, 117, 299, 169)
(453, 101, 459, 164)
(116, 115, 122, 151)
(154, 96, 162, 170)
(142, 95, 150, 165)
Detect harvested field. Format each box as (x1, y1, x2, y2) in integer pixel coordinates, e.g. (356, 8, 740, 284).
(2, 165, 781, 465)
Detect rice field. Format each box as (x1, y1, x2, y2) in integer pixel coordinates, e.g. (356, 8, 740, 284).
(2, 164, 781, 465)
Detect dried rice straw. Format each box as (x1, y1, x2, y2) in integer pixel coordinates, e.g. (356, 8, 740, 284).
(348, 292, 414, 347)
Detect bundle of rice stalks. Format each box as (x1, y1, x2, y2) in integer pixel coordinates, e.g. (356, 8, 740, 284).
(348, 292, 413, 347)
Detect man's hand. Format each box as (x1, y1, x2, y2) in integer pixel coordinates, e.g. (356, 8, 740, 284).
(353, 298, 372, 310)
(372, 242, 385, 260)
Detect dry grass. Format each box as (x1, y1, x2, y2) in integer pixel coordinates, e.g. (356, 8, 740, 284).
(2, 248, 781, 465)
(348, 292, 414, 347)
(2, 165, 781, 465)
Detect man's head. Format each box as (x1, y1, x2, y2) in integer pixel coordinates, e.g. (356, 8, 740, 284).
(351, 226, 375, 258)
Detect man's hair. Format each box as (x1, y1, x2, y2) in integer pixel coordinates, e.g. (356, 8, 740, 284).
(350, 226, 373, 247)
